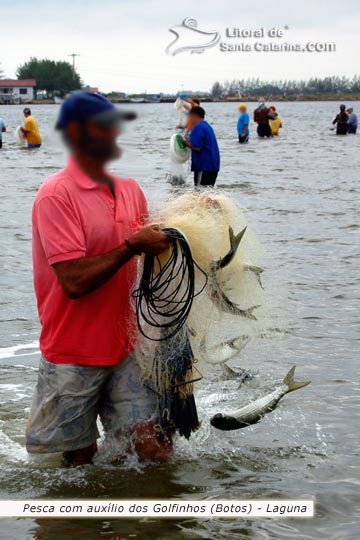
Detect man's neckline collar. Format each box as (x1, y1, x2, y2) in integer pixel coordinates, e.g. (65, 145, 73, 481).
(66, 156, 116, 190)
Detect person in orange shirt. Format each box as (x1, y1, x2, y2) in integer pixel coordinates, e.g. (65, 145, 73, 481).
(21, 108, 42, 148)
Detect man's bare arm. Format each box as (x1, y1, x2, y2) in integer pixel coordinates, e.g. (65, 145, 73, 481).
(53, 225, 170, 299)
(182, 137, 200, 151)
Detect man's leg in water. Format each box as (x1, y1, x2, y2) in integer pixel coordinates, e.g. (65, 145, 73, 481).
(194, 170, 202, 187)
(200, 171, 218, 187)
(194, 171, 218, 188)
(100, 353, 173, 462)
(63, 442, 98, 466)
(26, 356, 107, 464)
(131, 421, 173, 462)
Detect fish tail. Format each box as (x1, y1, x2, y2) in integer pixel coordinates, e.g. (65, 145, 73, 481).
(243, 304, 261, 320)
(244, 264, 264, 276)
(284, 366, 311, 393)
(229, 226, 235, 246)
(231, 226, 247, 250)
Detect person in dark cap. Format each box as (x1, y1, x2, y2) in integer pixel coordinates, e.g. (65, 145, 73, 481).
(26, 92, 172, 465)
(332, 104, 349, 135)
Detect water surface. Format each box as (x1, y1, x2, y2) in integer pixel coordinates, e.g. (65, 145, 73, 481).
(0, 102, 359, 539)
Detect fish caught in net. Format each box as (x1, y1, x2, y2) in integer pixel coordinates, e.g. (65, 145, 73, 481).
(131, 191, 266, 439)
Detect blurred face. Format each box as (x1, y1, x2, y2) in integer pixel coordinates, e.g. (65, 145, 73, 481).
(239, 107, 247, 113)
(189, 113, 203, 125)
(68, 120, 122, 162)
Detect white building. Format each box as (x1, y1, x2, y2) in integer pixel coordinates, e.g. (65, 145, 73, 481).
(0, 79, 36, 104)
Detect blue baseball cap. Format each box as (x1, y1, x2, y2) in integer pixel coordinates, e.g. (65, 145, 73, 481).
(56, 91, 136, 129)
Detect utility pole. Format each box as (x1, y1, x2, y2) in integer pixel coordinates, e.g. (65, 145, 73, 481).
(68, 53, 80, 86)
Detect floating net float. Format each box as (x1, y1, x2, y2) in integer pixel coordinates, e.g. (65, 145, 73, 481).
(14, 126, 26, 146)
(166, 133, 191, 186)
(169, 134, 190, 164)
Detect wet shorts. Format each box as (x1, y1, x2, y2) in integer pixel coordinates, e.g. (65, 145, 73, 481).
(26, 354, 156, 454)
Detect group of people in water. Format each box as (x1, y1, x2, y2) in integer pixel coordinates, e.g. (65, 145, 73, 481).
(178, 97, 284, 189)
(332, 104, 358, 135)
(177, 96, 358, 191)
(237, 101, 283, 142)
(238, 101, 358, 140)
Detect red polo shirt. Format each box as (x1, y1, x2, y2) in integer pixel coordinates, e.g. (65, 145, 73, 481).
(32, 157, 148, 365)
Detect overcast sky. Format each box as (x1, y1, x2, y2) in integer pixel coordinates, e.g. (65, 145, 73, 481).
(1, 0, 360, 93)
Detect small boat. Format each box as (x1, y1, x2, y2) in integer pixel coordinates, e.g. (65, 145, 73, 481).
(130, 94, 162, 103)
(130, 97, 145, 103)
(145, 94, 162, 103)
(54, 96, 65, 104)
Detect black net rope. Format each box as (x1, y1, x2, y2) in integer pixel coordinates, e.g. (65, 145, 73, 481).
(132, 228, 208, 341)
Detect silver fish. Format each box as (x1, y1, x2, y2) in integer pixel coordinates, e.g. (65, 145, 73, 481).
(208, 226, 260, 320)
(206, 335, 251, 364)
(243, 264, 264, 289)
(209, 286, 260, 320)
(211, 227, 247, 270)
(210, 366, 311, 431)
(222, 364, 255, 385)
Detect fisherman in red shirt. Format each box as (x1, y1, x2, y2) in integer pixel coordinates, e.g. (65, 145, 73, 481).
(27, 92, 172, 465)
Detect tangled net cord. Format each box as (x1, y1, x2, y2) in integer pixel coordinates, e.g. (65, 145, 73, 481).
(132, 228, 208, 341)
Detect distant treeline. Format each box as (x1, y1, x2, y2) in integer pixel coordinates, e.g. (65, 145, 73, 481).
(211, 76, 360, 97)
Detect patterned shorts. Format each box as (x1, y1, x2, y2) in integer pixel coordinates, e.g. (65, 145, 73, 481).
(26, 354, 156, 454)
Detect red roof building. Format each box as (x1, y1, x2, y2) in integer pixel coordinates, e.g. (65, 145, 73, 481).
(0, 79, 36, 88)
(0, 79, 37, 103)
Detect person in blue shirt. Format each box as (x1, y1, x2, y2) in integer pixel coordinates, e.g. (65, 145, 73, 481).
(237, 103, 250, 143)
(0, 117, 6, 149)
(183, 106, 220, 187)
(347, 107, 357, 134)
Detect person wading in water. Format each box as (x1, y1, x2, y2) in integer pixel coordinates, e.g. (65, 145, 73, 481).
(332, 104, 349, 135)
(253, 100, 275, 138)
(26, 92, 172, 466)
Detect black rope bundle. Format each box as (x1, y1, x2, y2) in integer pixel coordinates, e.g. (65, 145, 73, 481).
(132, 227, 207, 341)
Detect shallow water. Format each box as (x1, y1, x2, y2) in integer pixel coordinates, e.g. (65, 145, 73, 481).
(0, 102, 359, 539)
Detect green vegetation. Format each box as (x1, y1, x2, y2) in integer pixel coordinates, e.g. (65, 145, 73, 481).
(211, 76, 360, 98)
(17, 58, 82, 97)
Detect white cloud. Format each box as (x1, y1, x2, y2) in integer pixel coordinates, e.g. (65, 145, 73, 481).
(1, 0, 360, 93)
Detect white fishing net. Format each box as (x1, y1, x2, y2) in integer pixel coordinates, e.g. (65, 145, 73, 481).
(129, 191, 267, 437)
